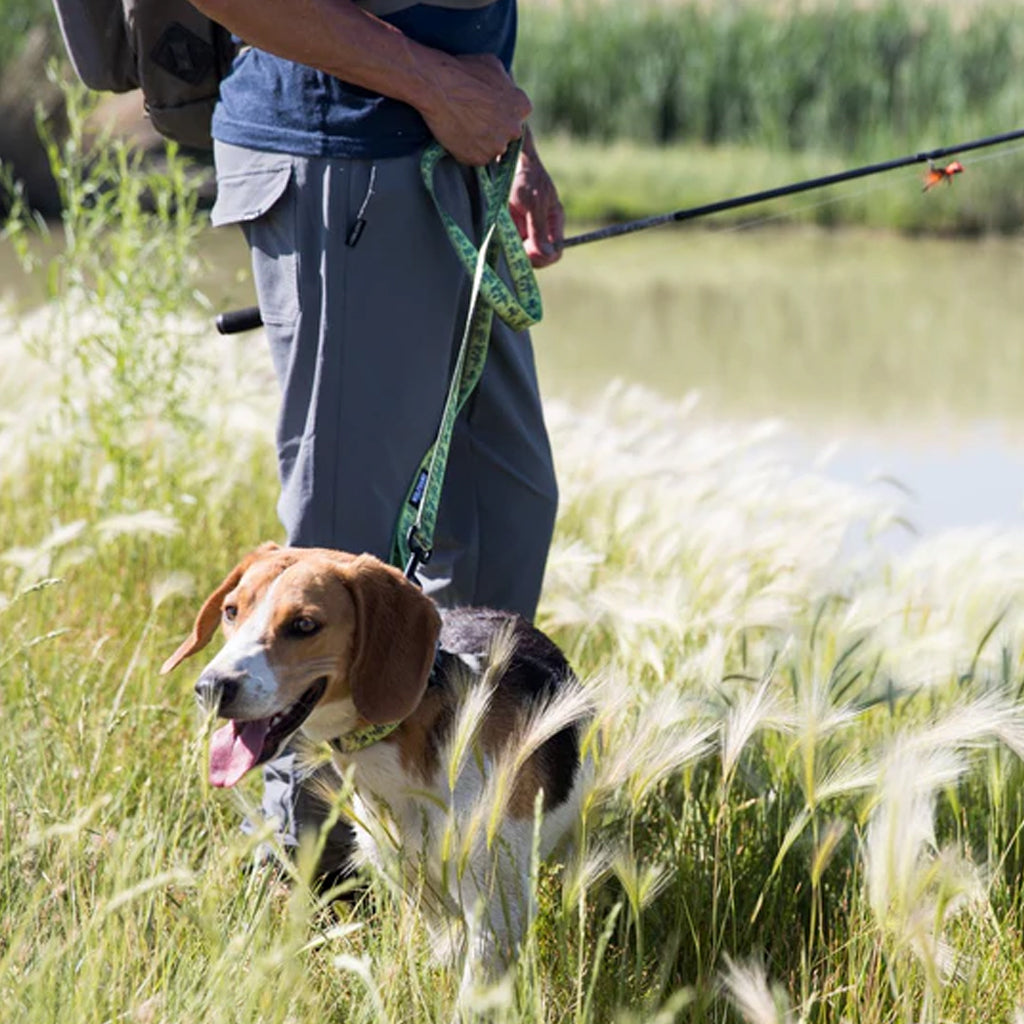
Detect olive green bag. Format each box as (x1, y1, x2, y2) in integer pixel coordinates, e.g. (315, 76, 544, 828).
(50, 1, 235, 149)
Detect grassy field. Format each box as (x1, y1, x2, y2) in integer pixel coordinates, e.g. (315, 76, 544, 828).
(5, 88, 1024, 1024)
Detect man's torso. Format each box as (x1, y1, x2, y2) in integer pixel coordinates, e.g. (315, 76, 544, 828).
(212, 0, 517, 159)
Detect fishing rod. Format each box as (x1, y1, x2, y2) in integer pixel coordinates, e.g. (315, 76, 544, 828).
(560, 126, 1024, 249)
(215, 126, 1024, 334)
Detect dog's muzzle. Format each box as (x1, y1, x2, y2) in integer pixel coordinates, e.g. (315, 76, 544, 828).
(194, 671, 242, 716)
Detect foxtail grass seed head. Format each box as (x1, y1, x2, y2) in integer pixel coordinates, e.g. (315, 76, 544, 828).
(864, 748, 985, 980)
(721, 955, 794, 1024)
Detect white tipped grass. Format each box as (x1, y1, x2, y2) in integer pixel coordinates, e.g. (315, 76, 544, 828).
(9, 359, 1024, 1018)
(812, 754, 883, 804)
(544, 385, 1024, 729)
(897, 692, 1024, 763)
(2, 298, 277, 489)
(331, 954, 392, 1024)
(94, 509, 180, 541)
(721, 955, 795, 1024)
(561, 842, 617, 914)
(838, 527, 1024, 690)
(721, 671, 789, 785)
(584, 682, 715, 814)
(444, 647, 504, 794)
(1, 511, 182, 597)
(476, 680, 595, 851)
(0, 304, 60, 470)
(149, 570, 194, 610)
(432, 655, 596, 938)
(611, 851, 673, 918)
(863, 748, 986, 987)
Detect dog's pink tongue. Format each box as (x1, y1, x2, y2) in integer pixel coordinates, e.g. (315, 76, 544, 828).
(209, 719, 271, 788)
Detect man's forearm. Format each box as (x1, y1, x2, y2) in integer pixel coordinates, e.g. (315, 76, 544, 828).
(191, 0, 444, 108)
(189, 0, 531, 165)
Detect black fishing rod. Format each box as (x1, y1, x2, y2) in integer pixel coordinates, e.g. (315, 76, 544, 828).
(216, 126, 1024, 334)
(560, 126, 1024, 249)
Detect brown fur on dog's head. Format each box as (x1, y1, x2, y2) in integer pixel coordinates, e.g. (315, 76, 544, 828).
(162, 544, 442, 726)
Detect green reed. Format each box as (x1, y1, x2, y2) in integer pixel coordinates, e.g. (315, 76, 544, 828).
(516, 2, 1024, 156)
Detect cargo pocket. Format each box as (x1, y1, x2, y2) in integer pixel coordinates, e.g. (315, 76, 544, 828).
(211, 141, 298, 327)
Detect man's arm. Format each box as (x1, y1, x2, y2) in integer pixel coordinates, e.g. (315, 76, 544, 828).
(188, 0, 530, 165)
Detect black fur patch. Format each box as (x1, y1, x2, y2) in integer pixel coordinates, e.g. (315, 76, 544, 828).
(438, 608, 580, 809)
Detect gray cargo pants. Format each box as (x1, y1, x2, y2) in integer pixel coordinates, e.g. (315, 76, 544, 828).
(211, 141, 557, 876)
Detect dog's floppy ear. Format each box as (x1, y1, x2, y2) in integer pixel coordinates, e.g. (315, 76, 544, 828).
(160, 542, 281, 675)
(343, 555, 442, 725)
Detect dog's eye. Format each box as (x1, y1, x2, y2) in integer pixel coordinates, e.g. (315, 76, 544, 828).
(222, 604, 238, 624)
(290, 616, 321, 637)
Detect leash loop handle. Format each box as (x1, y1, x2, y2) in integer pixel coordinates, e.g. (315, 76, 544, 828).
(393, 138, 543, 579)
(418, 143, 543, 331)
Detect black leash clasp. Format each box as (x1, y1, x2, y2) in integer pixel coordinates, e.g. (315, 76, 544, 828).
(404, 525, 432, 586)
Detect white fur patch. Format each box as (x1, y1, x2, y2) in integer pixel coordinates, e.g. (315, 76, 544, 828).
(303, 698, 361, 743)
(199, 579, 284, 717)
(331, 683, 587, 984)
(455, 652, 484, 674)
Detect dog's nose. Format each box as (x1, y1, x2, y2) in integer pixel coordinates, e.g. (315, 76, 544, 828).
(194, 672, 241, 714)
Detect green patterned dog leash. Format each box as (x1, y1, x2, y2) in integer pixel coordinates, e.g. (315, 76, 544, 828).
(392, 139, 544, 578)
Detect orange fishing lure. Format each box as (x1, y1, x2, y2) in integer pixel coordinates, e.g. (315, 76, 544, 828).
(923, 160, 964, 191)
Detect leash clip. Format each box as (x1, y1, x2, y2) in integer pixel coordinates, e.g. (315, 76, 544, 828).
(404, 525, 432, 585)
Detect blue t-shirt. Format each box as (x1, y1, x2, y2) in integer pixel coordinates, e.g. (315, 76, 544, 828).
(212, 1, 517, 159)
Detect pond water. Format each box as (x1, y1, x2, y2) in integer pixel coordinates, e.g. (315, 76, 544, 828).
(529, 225, 1024, 538)
(4, 222, 1024, 537)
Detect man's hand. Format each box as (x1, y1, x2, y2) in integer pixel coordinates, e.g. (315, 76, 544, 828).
(508, 131, 564, 268)
(418, 53, 532, 167)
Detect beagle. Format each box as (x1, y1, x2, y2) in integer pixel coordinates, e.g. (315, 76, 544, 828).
(162, 543, 585, 969)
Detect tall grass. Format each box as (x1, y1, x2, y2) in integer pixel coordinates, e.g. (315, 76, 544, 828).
(516, 2, 1024, 156)
(6, 79, 1024, 1024)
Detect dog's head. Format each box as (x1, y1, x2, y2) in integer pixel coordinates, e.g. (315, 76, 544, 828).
(161, 543, 441, 787)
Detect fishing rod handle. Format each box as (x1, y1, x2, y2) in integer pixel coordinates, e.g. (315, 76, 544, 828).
(216, 306, 264, 334)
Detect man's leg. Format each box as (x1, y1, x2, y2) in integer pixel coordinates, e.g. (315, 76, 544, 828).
(267, 152, 479, 556)
(420, 315, 558, 620)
